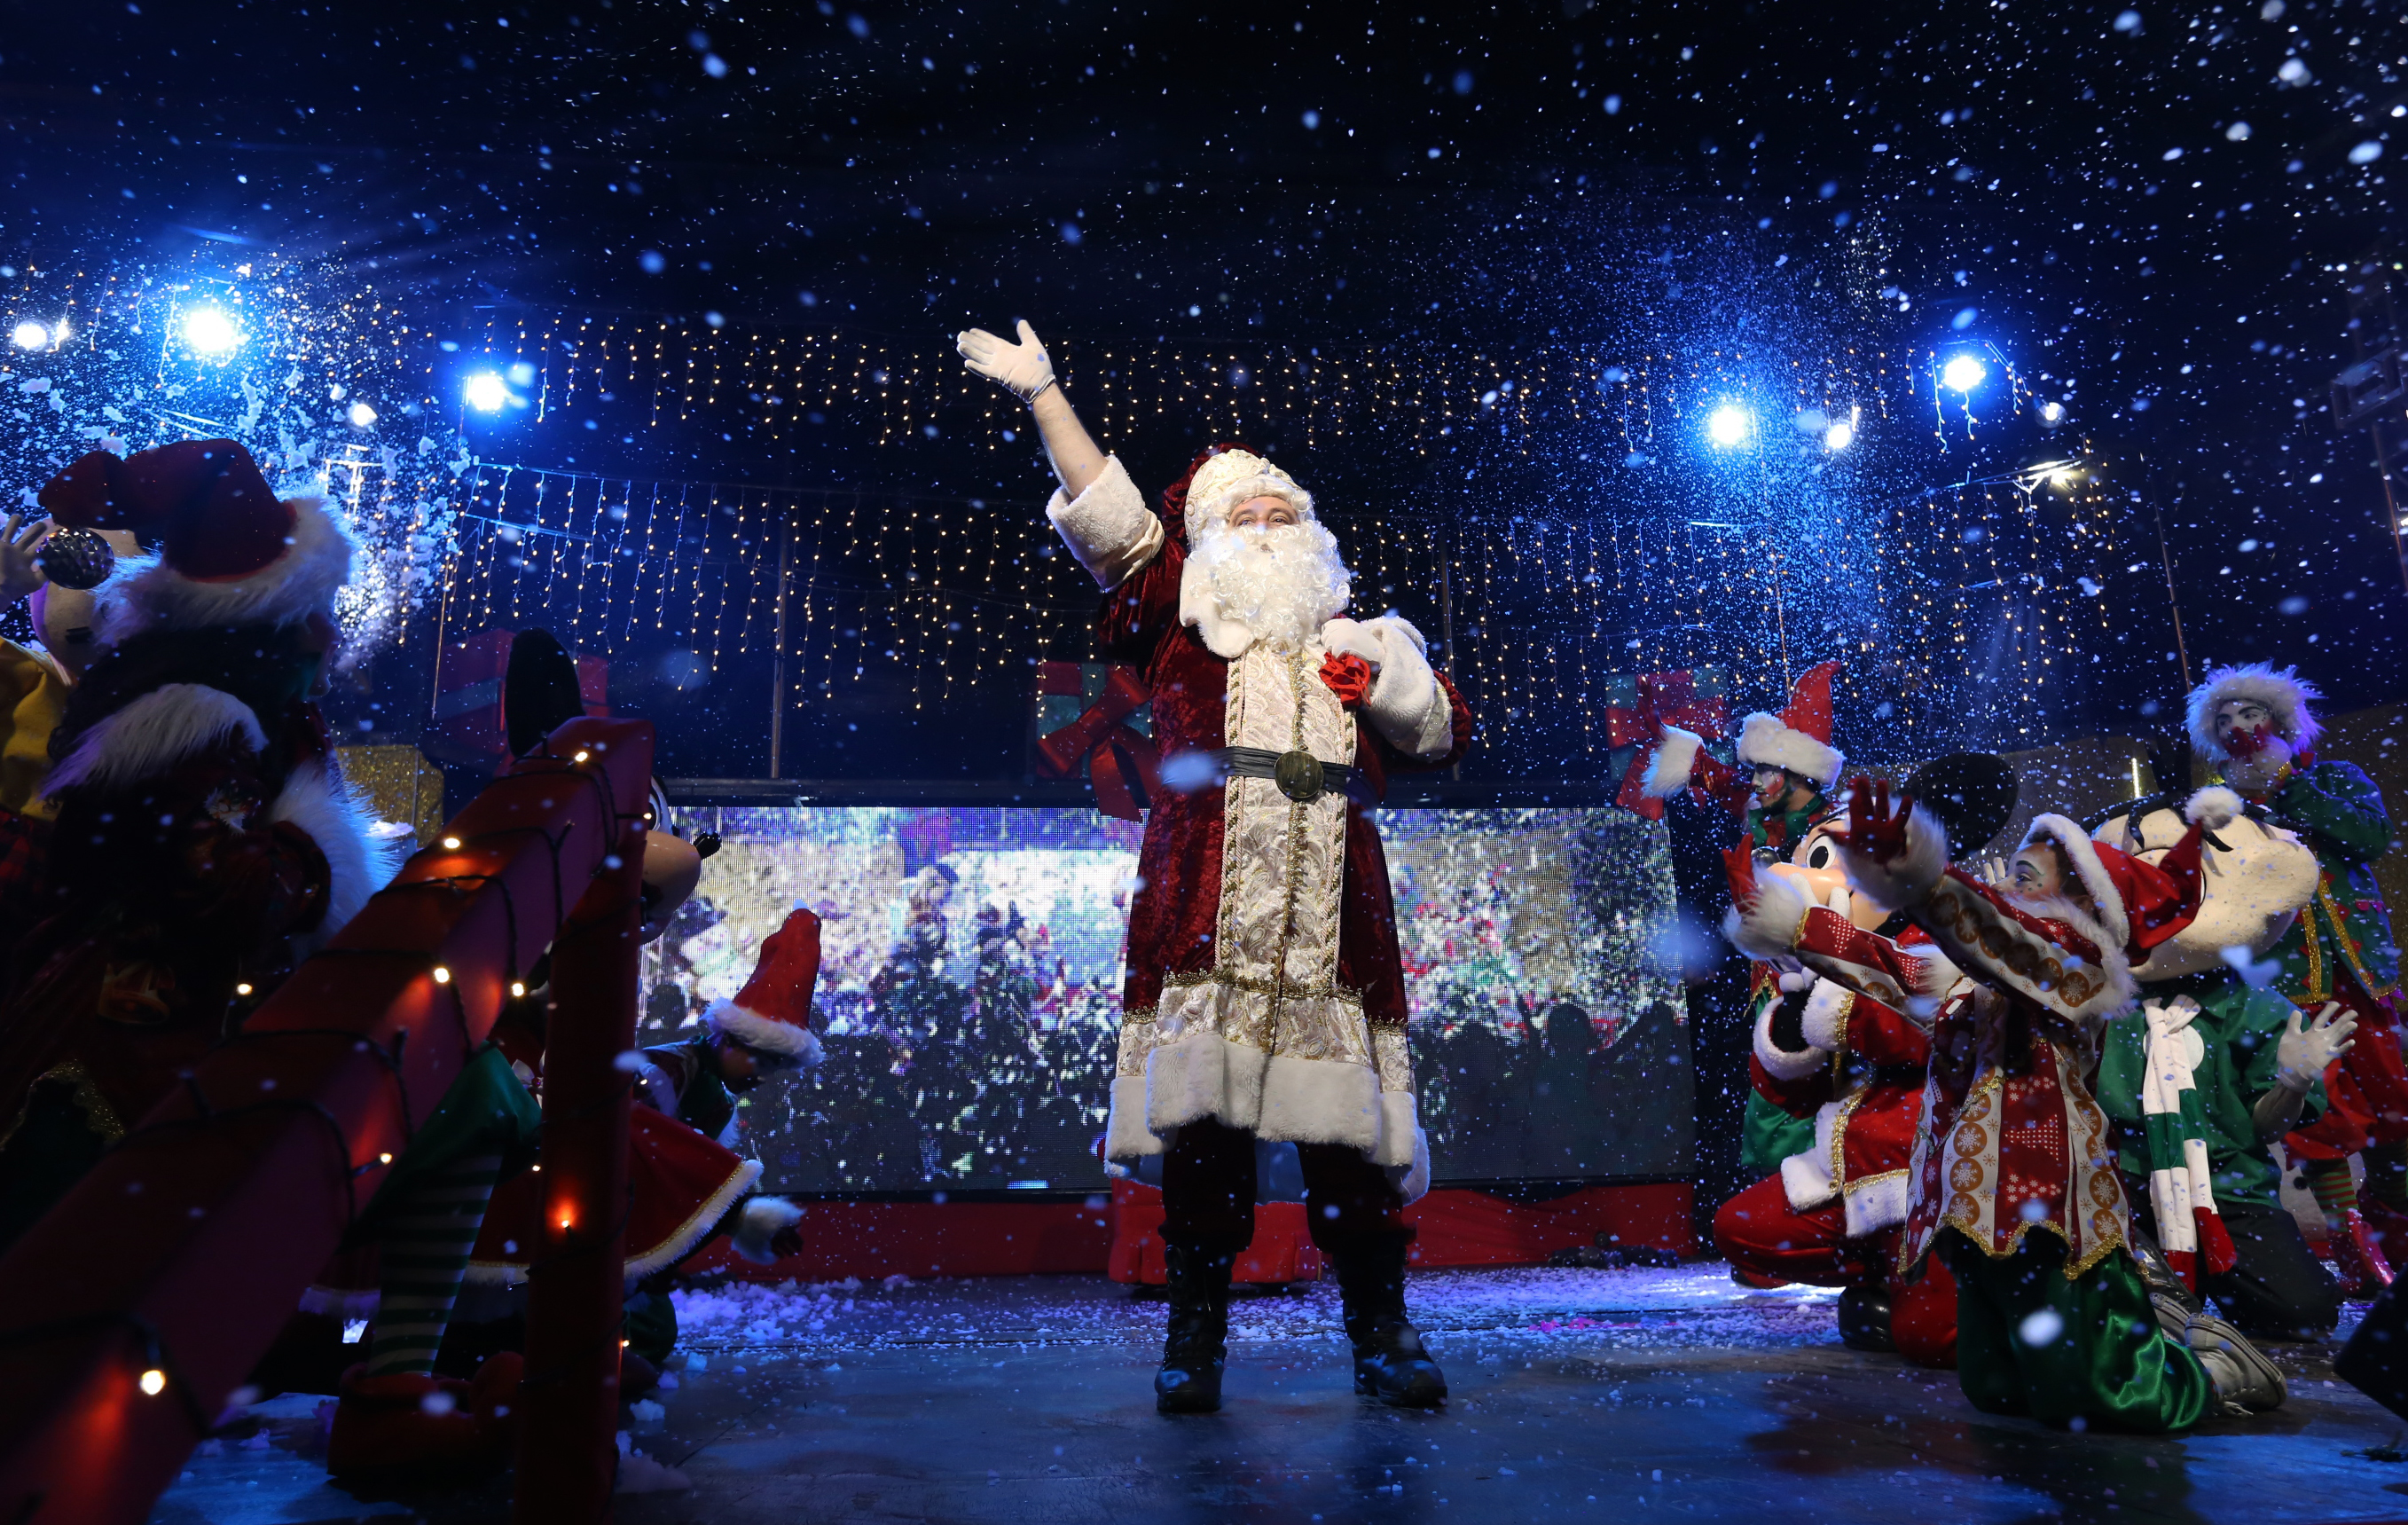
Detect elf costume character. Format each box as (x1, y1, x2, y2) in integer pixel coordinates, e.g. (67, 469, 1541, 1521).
(2186, 664, 2405, 1286)
(0, 441, 396, 1253)
(1644, 663, 1848, 1180)
(1732, 782, 2289, 1427)
(466, 908, 826, 1370)
(2087, 786, 2349, 1338)
(960, 318, 1471, 1413)
(1714, 754, 2017, 1365)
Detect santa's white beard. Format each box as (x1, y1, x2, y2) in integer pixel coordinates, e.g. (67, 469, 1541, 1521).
(1190, 520, 1353, 653)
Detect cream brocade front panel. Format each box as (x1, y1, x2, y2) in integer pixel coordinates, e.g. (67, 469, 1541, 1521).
(1114, 641, 1412, 1106)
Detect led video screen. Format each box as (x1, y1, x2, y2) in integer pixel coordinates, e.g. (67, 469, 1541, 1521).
(640, 806, 1694, 1192)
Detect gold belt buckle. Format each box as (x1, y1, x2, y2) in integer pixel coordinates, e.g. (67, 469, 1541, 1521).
(1273, 749, 1324, 803)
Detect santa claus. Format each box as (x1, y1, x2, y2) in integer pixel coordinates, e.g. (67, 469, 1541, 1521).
(959, 319, 1471, 1413)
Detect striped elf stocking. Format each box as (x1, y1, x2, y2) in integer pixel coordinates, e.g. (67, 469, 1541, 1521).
(2139, 998, 2237, 1292)
(363, 1152, 506, 1379)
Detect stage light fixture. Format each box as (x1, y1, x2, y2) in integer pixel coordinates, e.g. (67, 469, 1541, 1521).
(1941, 355, 1988, 393)
(465, 373, 510, 413)
(181, 307, 241, 355)
(1706, 405, 1752, 447)
(11, 320, 47, 350)
(1824, 421, 1855, 452)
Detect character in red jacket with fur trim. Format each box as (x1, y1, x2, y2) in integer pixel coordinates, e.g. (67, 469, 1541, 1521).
(0, 441, 396, 1250)
(960, 318, 1472, 1414)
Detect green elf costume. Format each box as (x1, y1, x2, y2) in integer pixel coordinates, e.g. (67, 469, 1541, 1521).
(1643, 661, 1848, 1182)
(2186, 663, 2404, 1289)
(2089, 785, 2350, 1339)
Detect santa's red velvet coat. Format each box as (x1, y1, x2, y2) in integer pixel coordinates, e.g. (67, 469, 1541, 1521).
(1049, 458, 1471, 1184)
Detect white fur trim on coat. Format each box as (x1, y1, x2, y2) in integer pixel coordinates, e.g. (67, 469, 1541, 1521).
(1736, 711, 1844, 790)
(1753, 994, 1831, 1082)
(731, 1194, 804, 1267)
(1835, 802, 1949, 913)
(2021, 814, 2130, 950)
(1122, 1031, 1415, 1167)
(1779, 1106, 1840, 1211)
(43, 682, 268, 796)
(1045, 455, 1165, 592)
(100, 497, 355, 642)
(1384, 1110, 1432, 1205)
(1723, 870, 1814, 962)
(1799, 979, 1855, 1052)
(702, 998, 826, 1064)
(1105, 1074, 1162, 1159)
(1841, 1168, 1914, 1238)
(2184, 786, 2245, 831)
(2185, 662, 2323, 759)
(268, 756, 404, 954)
(1641, 727, 1704, 799)
(1353, 616, 1451, 759)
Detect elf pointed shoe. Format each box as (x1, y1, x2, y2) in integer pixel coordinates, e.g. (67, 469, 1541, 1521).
(2184, 1309, 2286, 1415)
(2336, 1209, 2396, 1293)
(326, 1365, 497, 1478)
(1155, 1241, 1234, 1415)
(1329, 1233, 1447, 1409)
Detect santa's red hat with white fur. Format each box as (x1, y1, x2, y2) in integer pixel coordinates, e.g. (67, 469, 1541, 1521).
(38, 438, 355, 638)
(704, 908, 827, 1063)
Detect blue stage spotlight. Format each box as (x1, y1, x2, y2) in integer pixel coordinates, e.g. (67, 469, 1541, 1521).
(1824, 420, 1855, 452)
(465, 372, 511, 413)
(1940, 355, 1988, 393)
(1706, 404, 1752, 447)
(181, 307, 242, 355)
(11, 320, 48, 351)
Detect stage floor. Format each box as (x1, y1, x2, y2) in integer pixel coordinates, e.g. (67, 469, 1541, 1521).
(153, 1264, 2408, 1523)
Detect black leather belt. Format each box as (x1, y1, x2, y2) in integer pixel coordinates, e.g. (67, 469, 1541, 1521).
(1211, 746, 1357, 804)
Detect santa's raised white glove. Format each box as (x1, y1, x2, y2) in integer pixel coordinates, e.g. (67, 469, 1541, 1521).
(2274, 1001, 2356, 1093)
(956, 319, 1056, 401)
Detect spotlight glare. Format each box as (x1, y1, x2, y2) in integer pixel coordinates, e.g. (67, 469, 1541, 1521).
(464, 372, 510, 413)
(347, 401, 379, 428)
(138, 1369, 167, 1396)
(1706, 405, 1753, 447)
(2036, 399, 2067, 426)
(11, 320, 48, 351)
(1941, 355, 1988, 393)
(181, 307, 241, 355)
(1824, 421, 1855, 452)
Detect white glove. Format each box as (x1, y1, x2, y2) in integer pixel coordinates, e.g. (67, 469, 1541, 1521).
(1318, 616, 1384, 671)
(956, 319, 1056, 401)
(2274, 1001, 2357, 1094)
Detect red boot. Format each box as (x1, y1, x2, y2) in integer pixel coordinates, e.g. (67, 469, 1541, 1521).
(2333, 1209, 2396, 1296)
(326, 1364, 498, 1478)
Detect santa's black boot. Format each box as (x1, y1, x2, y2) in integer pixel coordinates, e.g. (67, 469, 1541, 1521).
(1330, 1234, 1447, 1408)
(1155, 1242, 1235, 1414)
(1836, 1285, 1897, 1353)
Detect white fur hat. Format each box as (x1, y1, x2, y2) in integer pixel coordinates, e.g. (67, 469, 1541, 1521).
(1179, 449, 1315, 544)
(1735, 711, 1845, 791)
(2185, 663, 2324, 760)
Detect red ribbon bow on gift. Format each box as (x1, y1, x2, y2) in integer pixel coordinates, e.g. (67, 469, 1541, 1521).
(1604, 670, 1731, 821)
(1033, 663, 1161, 821)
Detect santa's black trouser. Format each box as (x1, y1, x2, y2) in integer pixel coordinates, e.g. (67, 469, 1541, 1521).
(2128, 1187, 2341, 1340)
(1160, 1116, 1408, 1252)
